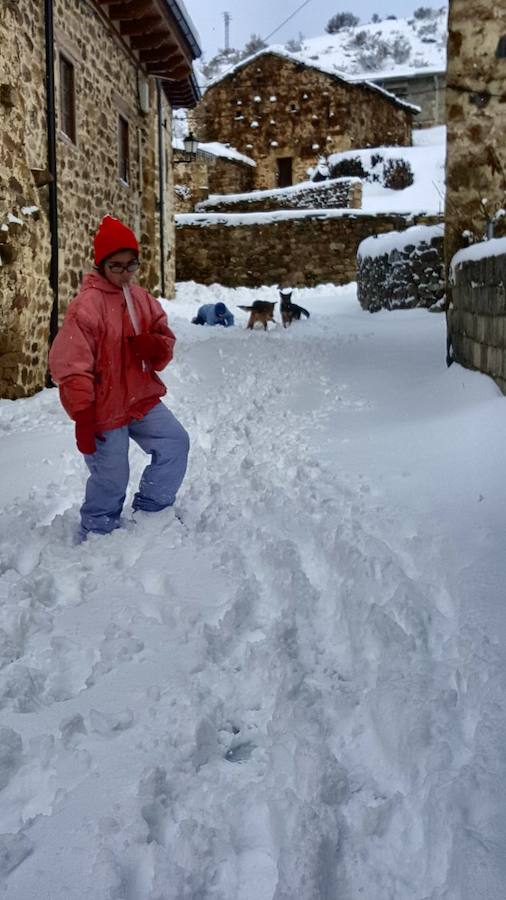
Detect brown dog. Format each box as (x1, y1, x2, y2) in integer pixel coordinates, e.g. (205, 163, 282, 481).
(238, 300, 276, 331)
(279, 291, 310, 328)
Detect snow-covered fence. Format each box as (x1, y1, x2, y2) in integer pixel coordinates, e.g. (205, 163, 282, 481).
(357, 224, 445, 312)
(449, 238, 506, 393)
(176, 210, 442, 288)
(194, 178, 362, 214)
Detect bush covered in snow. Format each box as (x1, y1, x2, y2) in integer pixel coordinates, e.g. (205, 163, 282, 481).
(327, 156, 368, 180)
(414, 6, 439, 19)
(383, 158, 414, 190)
(325, 12, 360, 33)
(351, 30, 412, 70)
(324, 152, 414, 191)
(357, 222, 445, 312)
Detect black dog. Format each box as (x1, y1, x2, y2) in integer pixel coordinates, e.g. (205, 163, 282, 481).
(279, 291, 310, 328)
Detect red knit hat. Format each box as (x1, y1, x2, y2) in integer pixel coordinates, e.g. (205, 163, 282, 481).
(93, 215, 139, 266)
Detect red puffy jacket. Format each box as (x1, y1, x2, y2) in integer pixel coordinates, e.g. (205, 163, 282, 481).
(49, 271, 176, 431)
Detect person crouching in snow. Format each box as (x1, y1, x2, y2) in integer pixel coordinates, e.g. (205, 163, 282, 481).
(192, 302, 234, 327)
(49, 214, 190, 538)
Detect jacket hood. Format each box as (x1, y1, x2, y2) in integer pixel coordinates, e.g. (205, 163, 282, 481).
(81, 270, 126, 294)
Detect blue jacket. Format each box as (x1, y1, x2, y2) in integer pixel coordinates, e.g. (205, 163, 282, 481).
(197, 303, 234, 327)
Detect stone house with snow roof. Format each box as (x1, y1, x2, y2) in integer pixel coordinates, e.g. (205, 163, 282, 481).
(190, 51, 416, 192)
(173, 141, 255, 212)
(0, 0, 200, 399)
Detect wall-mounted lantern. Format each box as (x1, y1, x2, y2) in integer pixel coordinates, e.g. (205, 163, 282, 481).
(183, 131, 199, 160)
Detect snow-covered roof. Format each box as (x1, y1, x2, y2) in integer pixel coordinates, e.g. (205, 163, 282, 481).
(173, 139, 256, 167)
(348, 65, 446, 83)
(204, 48, 419, 115)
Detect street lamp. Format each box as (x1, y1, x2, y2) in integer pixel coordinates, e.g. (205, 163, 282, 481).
(183, 131, 199, 160)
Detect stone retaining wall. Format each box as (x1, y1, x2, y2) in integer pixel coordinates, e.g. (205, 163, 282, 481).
(176, 211, 442, 288)
(449, 247, 506, 394)
(357, 225, 445, 312)
(195, 178, 362, 214)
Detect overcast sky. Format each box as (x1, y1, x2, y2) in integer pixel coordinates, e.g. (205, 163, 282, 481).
(183, 0, 442, 59)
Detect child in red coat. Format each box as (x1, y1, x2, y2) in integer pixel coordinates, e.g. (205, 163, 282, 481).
(49, 215, 189, 537)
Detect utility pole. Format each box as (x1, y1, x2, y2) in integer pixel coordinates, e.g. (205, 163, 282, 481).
(223, 11, 231, 52)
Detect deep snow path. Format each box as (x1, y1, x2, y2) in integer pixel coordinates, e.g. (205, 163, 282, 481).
(1, 284, 506, 899)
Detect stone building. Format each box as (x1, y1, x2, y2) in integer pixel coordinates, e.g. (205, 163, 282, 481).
(0, 0, 200, 399)
(173, 142, 255, 212)
(361, 69, 446, 129)
(445, 1, 506, 268)
(191, 51, 416, 192)
(445, 0, 506, 385)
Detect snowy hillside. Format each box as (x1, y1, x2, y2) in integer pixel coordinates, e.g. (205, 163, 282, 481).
(286, 6, 447, 79)
(1, 281, 506, 898)
(197, 7, 447, 90)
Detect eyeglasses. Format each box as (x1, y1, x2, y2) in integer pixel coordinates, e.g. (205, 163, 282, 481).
(106, 259, 139, 273)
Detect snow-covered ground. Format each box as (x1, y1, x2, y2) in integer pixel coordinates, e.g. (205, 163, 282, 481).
(1, 281, 506, 899)
(176, 127, 446, 224)
(329, 124, 446, 216)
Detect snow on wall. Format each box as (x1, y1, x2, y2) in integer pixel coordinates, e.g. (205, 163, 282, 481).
(448, 240, 506, 393)
(357, 222, 445, 312)
(358, 223, 445, 259)
(450, 237, 506, 281)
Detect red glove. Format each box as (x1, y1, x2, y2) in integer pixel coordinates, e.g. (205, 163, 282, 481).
(129, 333, 166, 364)
(74, 407, 105, 455)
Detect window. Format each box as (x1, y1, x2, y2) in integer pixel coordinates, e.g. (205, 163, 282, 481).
(118, 115, 129, 184)
(59, 53, 76, 142)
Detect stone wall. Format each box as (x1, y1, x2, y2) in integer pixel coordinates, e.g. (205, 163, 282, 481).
(173, 150, 254, 212)
(175, 211, 442, 288)
(357, 224, 445, 312)
(191, 52, 414, 191)
(196, 178, 362, 213)
(449, 246, 506, 393)
(445, 1, 506, 271)
(0, 0, 53, 399)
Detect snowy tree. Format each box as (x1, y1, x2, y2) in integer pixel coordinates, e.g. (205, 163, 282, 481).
(285, 32, 305, 53)
(325, 12, 360, 33)
(241, 34, 268, 58)
(414, 6, 437, 18)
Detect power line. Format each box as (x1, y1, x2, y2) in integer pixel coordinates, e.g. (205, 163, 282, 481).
(196, 0, 316, 88)
(262, 0, 315, 44)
